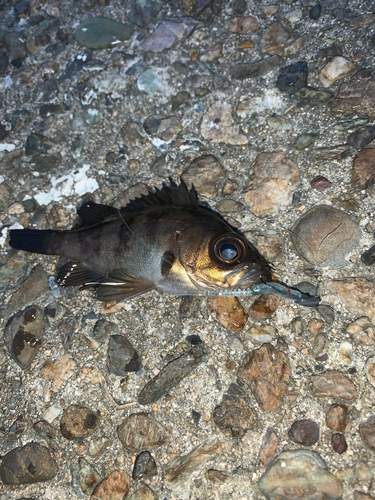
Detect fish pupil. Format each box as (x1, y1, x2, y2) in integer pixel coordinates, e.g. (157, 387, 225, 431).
(220, 243, 238, 261)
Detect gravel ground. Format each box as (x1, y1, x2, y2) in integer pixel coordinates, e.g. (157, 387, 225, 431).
(1, 0, 375, 499)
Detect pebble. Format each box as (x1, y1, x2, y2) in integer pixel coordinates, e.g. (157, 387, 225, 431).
(310, 370, 358, 400)
(0, 442, 57, 485)
(200, 102, 247, 145)
(247, 324, 276, 343)
(4, 305, 45, 370)
(60, 405, 99, 440)
(276, 61, 308, 92)
(132, 451, 157, 480)
(164, 439, 221, 492)
(128, 483, 158, 500)
(244, 152, 300, 216)
(30, 153, 61, 173)
(215, 199, 244, 212)
(299, 86, 335, 106)
(139, 17, 199, 52)
(213, 383, 256, 438)
(365, 356, 375, 387)
(230, 54, 283, 79)
(117, 413, 168, 452)
(288, 419, 319, 446)
(5, 265, 50, 314)
(143, 115, 181, 142)
(74, 457, 102, 495)
(309, 4, 322, 19)
(40, 354, 76, 389)
(295, 132, 319, 150)
(259, 427, 278, 466)
(249, 294, 280, 319)
(290, 205, 360, 268)
(361, 245, 375, 266)
(336, 342, 355, 368)
(332, 433, 347, 454)
(4, 31, 27, 63)
(258, 449, 343, 499)
(208, 296, 248, 331)
(327, 278, 375, 324)
(25, 133, 54, 156)
(206, 469, 231, 483)
(310, 175, 332, 190)
(138, 345, 205, 405)
(347, 126, 375, 149)
(182, 154, 227, 198)
(88, 436, 110, 458)
(328, 71, 375, 117)
(316, 304, 335, 325)
(313, 333, 328, 356)
(75, 18, 133, 49)
(352, 148, 375, 188)
(319, 56, 355, 87)
(179, 296, 202, 320)
(307, 318, 325, 334)
(199, 42, 222, 62)
(171, 90, 190, 111)
(334, 117, 369, 131)
(238, 344, 291, 411)
(359, 417, 375, 450)
(108, 334, 141, 375)
(90, 470, 130, 500)
(290, 316, 304, 335)
(346, 317, 375, 346)
(312, 144, 350, 160)
(267, 114, 292, 130)
(260, 22, 303, 56)
(229, 16, 259, 33)
(326, 403, 351, 432)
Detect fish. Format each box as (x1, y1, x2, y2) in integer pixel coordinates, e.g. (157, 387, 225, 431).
(9, 179, 320, 307)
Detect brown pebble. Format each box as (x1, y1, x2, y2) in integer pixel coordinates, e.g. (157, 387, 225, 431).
(331, 433, 347, 454)
(288, 419, 319, 446)
(359, 416, 375, 450)
(60, 405, 99, 440)
(259, 427, 278, 466)
(326, 403, 351, 432)
(117, 413, 168, 452)
(208, 296, 248, 332)
(249, 294, 280, 319)
(310, 175, 332, 190)
(311, 371, 358, 400)
(230, 16, 259, 33)
(90, 470, 130, 500)
(307, 318, 325, 335)
(352, 148, 375, 188)
(238, 344, 291, 411)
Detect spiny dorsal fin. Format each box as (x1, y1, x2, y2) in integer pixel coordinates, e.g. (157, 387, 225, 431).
(122, 178, 199, 212)
(77, 202, 118, 227)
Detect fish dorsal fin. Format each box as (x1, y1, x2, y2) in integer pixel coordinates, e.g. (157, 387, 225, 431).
(122, 178, 199, 212)
(77, 202, 118, 226)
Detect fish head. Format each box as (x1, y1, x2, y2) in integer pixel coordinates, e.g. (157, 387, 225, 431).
(176, 226, 272, 292)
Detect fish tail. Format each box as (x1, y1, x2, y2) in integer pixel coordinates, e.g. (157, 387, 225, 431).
(9, 229, 59, 255)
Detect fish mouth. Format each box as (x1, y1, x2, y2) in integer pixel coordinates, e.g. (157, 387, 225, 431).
(225, 264, 273, 289)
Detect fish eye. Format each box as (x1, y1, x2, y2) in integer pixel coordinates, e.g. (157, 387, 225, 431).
(213, 236, 245, 264)
(220, 243, 238, 260)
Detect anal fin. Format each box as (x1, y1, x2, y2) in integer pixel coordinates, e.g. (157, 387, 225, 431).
(56, 262, 105, 287)
(94, 268, 155, 302)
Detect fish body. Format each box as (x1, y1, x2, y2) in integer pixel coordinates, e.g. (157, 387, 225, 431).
(9, 180, 319, 306)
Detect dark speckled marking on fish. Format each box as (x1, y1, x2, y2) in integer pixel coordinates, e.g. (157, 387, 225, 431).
(8, 179, 320, 306)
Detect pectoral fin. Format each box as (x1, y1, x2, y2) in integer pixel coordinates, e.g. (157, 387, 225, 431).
(56, 262, 105, 287)
(94, 268, 156, 302)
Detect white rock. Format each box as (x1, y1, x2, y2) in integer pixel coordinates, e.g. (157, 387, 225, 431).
(319, 56, 355, 87)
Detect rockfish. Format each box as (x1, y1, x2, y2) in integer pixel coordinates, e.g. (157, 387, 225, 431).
(9, 180, 319, 306)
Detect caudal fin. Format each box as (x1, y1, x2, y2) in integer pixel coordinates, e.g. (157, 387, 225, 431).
(9, 229, 55, 255)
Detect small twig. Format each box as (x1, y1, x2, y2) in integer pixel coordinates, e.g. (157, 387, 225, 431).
(94, 364, 138, 410)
